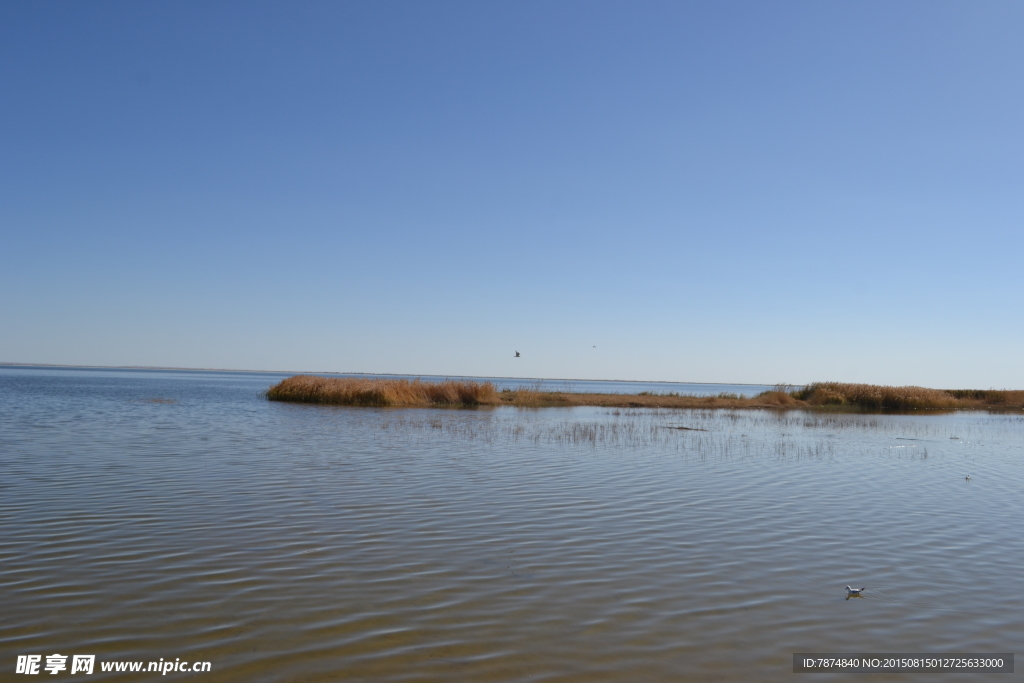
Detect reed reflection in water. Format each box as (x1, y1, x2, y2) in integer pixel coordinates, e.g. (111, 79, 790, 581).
(1, 368, 1022, 682)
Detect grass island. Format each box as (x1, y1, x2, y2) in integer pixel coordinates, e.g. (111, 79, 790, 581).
(267, 375, 1024, 412)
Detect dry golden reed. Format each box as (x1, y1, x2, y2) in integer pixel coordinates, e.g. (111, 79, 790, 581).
(266, 377, 787, 409)
(267, 376, 1024, 412)
(267, 375, 498, 407)
(794, 382, 1024, 411)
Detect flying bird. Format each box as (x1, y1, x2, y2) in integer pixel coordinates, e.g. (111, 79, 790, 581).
(514, 351, 520, 358)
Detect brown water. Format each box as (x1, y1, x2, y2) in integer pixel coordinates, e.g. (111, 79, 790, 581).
(2, 368, 1022, 681)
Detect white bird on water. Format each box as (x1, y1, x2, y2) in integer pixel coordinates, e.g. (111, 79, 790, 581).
(845, 586, 865, 599)
(965, 475, 971, 481)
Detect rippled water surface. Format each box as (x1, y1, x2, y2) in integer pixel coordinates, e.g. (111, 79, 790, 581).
(2, 368, 1022, 681)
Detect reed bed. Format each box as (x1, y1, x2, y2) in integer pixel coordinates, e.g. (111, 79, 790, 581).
(267, 375, 498, 407)
(794, 382, 1024, 411)
(266, 376, 1024, 412)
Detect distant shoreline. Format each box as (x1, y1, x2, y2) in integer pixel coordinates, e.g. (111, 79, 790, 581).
(0, 362, 771, 387)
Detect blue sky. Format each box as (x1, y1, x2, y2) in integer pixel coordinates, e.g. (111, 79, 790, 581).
(2, 1, 1022, 387)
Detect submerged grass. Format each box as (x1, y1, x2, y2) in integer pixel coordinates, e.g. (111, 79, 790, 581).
(267, 376, 1024, 412)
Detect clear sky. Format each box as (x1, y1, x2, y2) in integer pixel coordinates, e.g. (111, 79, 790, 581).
(2, 1, 1022, 387)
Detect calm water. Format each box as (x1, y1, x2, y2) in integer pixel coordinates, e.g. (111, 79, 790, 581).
(2, 367, 1021, 681)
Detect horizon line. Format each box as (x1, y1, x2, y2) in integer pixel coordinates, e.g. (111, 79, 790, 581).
(0, 362, 783, 387)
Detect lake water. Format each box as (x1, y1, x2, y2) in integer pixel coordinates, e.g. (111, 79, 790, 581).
(2, 367, 1021, 681)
